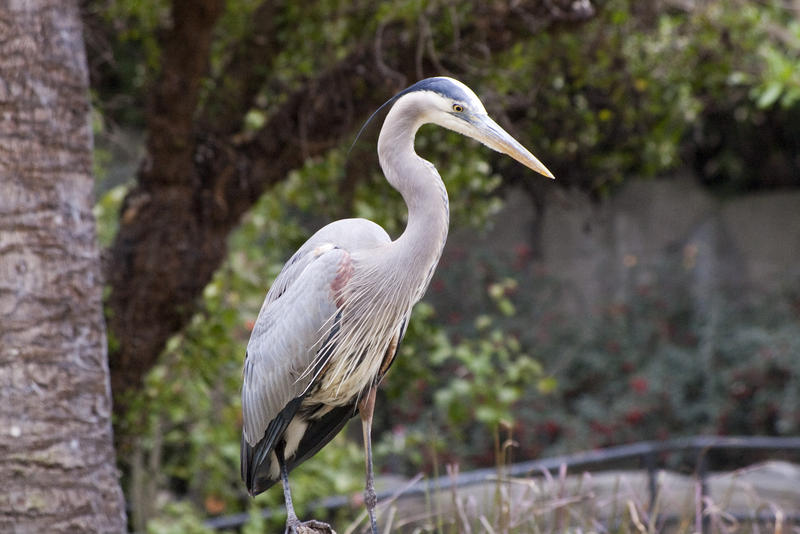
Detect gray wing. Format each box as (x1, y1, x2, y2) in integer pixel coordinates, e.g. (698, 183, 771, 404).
(241, 218, 390, 447)
(242, 246, 345, 447)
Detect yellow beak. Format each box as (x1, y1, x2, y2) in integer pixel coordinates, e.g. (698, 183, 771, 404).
(469, 114, 555, 179)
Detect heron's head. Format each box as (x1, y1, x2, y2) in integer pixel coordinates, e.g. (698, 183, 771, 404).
(358, 76, 554, 180)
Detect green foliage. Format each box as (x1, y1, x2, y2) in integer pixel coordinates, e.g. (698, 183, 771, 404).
(104, 0, 169, 71)
(146, 501, 213, 534)
(432, 280, 545, 429)
(240, 504, 266, 534)
(92, 184, 126, 247)
(477, 0, 800, 194)
(750, 15, 800, 109)
(92, 0, 800, 193)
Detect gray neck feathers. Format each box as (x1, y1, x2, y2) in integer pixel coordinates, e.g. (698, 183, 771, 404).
(376, 93, 450, 300)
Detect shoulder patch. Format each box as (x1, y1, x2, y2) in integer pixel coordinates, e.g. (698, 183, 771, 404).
(331, 253, 353, 307)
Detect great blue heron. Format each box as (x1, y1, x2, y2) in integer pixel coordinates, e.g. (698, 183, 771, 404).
(241, 77, 553, 533)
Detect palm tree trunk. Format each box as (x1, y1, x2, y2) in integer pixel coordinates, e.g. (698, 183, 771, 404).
(0, 1, 127, 531)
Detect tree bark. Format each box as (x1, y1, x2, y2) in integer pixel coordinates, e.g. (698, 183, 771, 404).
(0, 1, 127, 532)
(106, 0, 226, 417)
(105, 0, 597, 417)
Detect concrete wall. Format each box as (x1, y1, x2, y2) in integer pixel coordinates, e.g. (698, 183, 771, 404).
(446, 175, 800, 314)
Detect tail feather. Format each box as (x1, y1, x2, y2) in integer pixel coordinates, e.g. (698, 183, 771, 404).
(241, 396, 304, 495)
(241, 398, 360, 496)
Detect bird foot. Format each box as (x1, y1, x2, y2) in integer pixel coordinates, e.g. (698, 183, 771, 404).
(286, 519, 335, 534)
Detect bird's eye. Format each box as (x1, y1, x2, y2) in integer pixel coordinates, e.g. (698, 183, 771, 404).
(452, 104, 464, 112)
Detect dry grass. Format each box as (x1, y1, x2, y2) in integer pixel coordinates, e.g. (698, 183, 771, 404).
(342, 461, 800, 534)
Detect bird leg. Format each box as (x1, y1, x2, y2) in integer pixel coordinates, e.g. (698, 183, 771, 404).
(278, 447, 301, 532)
(277, 444, 334, 534)
(358, 386, 379, 534)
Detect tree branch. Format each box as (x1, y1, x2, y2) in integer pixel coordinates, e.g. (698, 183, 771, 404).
(143, 0, 225, 187)
(107, 0, 225, 412)
(199, 0, 287, 135)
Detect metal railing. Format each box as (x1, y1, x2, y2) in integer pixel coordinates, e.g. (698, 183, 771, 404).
(205, 435, 800, 532)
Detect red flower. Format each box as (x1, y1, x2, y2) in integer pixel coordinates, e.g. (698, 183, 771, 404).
(590, 421, 614, 436)
(514, 242, 532, 259)
(625, 409, 644, 425)
(448, 312, 462, 325)
(630, 377, 649, 394)
(513, 243, 533, 269)
(542, 420, 561, 439)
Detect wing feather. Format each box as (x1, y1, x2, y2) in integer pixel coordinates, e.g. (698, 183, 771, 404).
(242, 247, 347, 446)
(240, 219, 391, 495)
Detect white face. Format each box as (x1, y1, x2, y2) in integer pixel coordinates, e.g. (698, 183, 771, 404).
(420, 77, 489, 134)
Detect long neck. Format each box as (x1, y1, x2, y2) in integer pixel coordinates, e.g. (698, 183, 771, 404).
(377, 96, 450, 292)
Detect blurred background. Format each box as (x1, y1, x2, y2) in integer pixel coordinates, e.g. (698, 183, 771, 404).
(83, 0, 800, 530)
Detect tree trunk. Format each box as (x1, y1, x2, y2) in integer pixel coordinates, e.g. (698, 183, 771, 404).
(0, 1, 127, 532)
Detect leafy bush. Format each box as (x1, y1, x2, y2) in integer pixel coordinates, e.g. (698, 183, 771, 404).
(498, 258, 800, 464)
